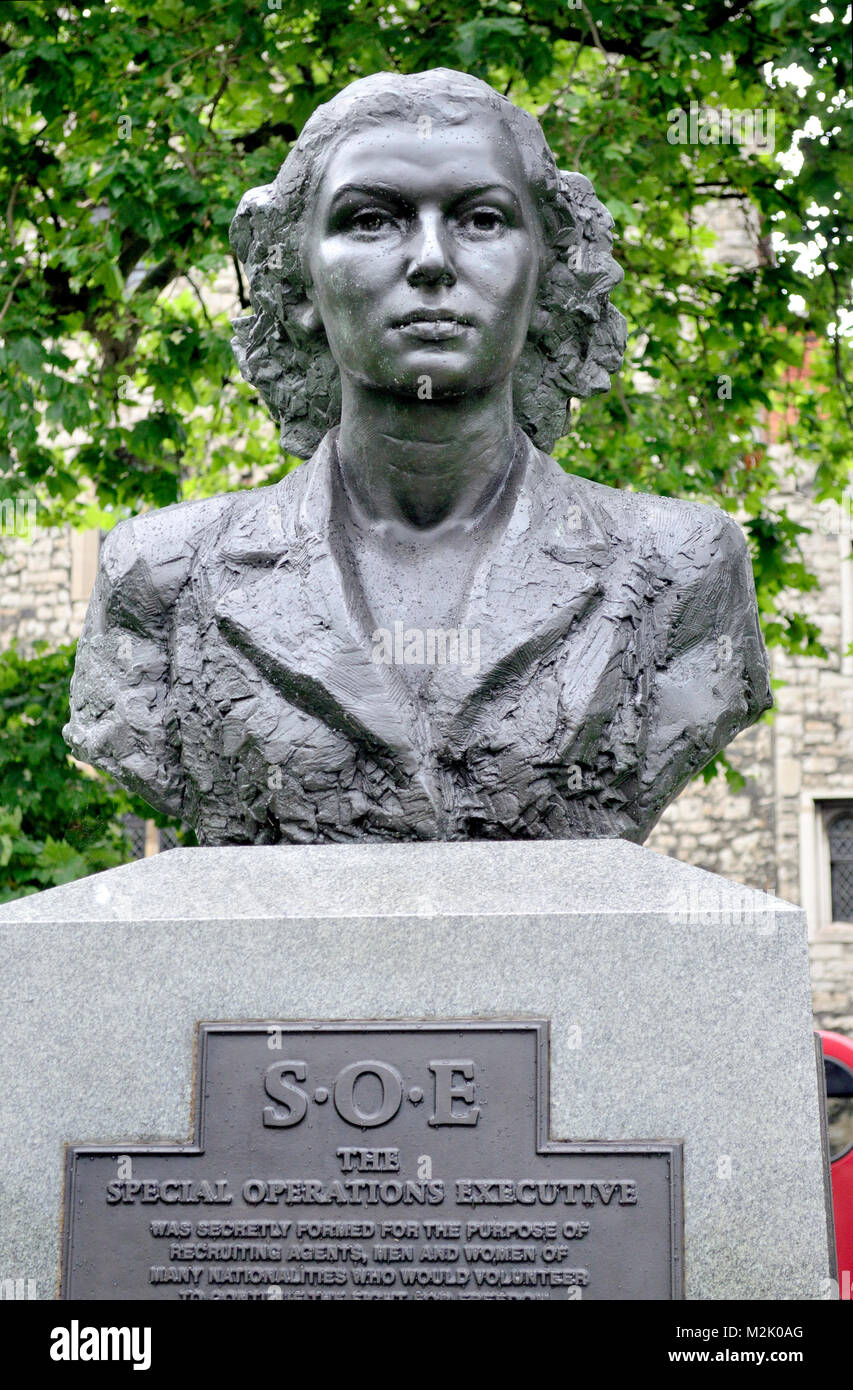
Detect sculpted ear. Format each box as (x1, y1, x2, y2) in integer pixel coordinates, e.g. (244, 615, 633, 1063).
(293, 299, 323, 335)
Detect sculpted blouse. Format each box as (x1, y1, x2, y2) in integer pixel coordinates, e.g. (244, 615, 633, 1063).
(64, 429, 772, 844)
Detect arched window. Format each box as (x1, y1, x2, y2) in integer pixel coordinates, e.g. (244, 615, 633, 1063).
(828, 810, 853, 922)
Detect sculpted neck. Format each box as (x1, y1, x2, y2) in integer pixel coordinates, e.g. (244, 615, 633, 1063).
(334, 377, 519, 533)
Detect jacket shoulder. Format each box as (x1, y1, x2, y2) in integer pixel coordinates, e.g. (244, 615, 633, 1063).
(559, 467, 747, 563)
(96, 456, 317, 629)
(100, 492, 232, 602)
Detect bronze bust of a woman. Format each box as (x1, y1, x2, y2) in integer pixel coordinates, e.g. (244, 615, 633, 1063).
(64, 69, 771, 845)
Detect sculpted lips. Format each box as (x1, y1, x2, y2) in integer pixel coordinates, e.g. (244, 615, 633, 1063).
(392, 308, 473, 341)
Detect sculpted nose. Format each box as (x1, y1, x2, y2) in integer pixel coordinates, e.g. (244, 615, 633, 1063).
(406, 213, 456, 287)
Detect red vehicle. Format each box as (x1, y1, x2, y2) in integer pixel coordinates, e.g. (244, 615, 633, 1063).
(819, 1029, 853, 1296)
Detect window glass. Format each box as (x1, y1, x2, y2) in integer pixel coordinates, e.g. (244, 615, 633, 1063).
(825, 1055, 853, 1161)
(828, 811, 853, 922)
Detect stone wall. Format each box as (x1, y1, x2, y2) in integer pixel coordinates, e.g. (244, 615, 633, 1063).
(647, 450, 853, 1035)
(0, 524, 90, 652)
(811, 941, 853, 1037)
(648, 720, 777, 891)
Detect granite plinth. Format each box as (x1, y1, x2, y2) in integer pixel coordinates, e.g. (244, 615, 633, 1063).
(0, 840, 834, 1299)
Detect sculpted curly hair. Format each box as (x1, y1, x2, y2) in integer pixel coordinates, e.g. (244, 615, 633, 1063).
(229, 68, 626, 458)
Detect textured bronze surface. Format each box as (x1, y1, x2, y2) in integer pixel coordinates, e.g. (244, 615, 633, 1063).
(61, 1021, 683, 1301)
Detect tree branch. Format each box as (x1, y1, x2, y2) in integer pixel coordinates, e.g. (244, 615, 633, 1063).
(230, 119, 297, 153)
(231, 251, 248, 310)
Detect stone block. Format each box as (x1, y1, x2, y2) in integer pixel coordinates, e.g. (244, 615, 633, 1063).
(0, 840, 834, 1301)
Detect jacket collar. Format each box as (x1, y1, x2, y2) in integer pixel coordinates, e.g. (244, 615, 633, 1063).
(213, 428, 615, 773)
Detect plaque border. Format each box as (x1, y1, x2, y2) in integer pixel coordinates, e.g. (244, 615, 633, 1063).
(59, 1018, 685, 1300)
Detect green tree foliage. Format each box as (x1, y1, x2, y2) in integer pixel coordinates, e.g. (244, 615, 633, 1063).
(1, 0, 849, 621)
(0, 0, 849, 892)
(0, 641, 187, 901)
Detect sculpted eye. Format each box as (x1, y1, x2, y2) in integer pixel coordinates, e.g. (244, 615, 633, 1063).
(460, 208, 507, 234)
(349, 208, 395, 233)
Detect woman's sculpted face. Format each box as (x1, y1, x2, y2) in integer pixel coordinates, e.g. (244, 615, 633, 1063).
(229, 70, 626, 457)
(304, 116, 544, 404)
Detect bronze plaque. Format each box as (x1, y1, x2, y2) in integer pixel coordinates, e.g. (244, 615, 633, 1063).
(61, 1021, 683, 1300)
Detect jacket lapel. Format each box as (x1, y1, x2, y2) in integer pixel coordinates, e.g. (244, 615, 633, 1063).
(212, 429, 618, 772)
(213, 434, 425, 780)
(439, 436, 613, 747)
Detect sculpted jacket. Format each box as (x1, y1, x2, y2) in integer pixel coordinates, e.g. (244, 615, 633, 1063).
(64, 429, 772, 844)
